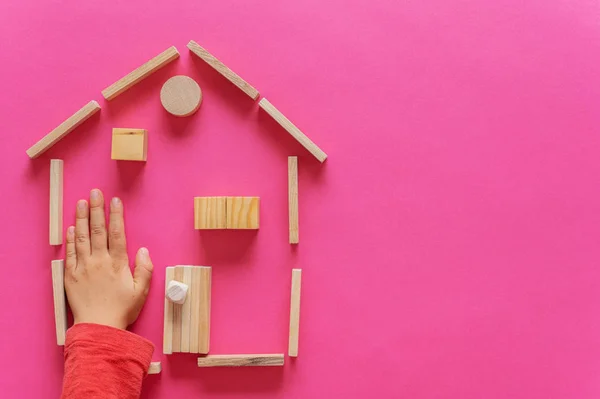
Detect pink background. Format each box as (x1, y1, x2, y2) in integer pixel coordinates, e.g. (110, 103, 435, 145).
(1, 0, 600, 397)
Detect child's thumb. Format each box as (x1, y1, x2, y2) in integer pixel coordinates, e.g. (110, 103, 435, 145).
(134, 247, 154, 298)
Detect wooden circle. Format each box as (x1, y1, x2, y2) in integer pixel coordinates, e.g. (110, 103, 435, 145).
(160, 75, 202, 117)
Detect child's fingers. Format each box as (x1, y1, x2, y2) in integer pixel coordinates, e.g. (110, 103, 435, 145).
(65, 226, 77, 274)
(89, 189, 108, 253)
(75, 200, 91, 260)
(108, 197, 127, 261)
(133, 247, 153, 301)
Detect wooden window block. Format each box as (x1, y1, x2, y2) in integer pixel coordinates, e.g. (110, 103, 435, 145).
(102, 46, 180, 101)
(51, 260, 67, 346)
(26, 101, 100, 159)
(288, 269, 302, 357)
(111, 128, 148, 161)
(194, 197, 227, 229)
(160, 75, 202, 117)
(148, 362, 162, 375)
(259, 98, 327, 163)
(288, 157, 299, 244)
(197, 354, 284, 367)
(163, 266, 211, 354)
(49, 159, 64, 245)
(226, 197, 260, 229)
(187, 40, 259, 100)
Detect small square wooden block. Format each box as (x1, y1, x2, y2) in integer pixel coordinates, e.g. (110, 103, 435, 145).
(111, 128, 148, 161)
(194, 197, 227, 229)
(226, 197, 260, 229)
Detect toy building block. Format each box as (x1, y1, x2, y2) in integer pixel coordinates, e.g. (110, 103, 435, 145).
(166, 280, 188, 304)
(180, 267, 193, 353)
(102, 46, 180, 101)
(49, 160, 64, 245)
(163, 266, 211, 354)
(51, 260, 67, 346)
(197, 354, 284, 367)
(148, 362, 162, 375)
(259, 98, 327, 162)
(226, 197, 260, 229)
(194, 197, 227, 229)
(163, 267, 175, 354)
(187, 40, 259, 100)
(160, 75, 202, 117)
(288, 157, 299, 244)
(111, 128, 148, 161)
(288, 269, 302, 357)
(26, 101, 101, 159)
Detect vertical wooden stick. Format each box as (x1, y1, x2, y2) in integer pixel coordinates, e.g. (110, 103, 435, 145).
(288, 269, 302, 357)
(163, 267, 175, 354)
(198, 267, 212, 354)
(51, 260, 67, 346)
(288, 157, 299, 244)
(172, 267, 184, 352)
(49, 159, 64, 245)
(180, 266, 193, 352)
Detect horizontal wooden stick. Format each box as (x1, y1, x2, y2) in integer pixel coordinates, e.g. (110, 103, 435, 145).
(197, 354, 284, 367)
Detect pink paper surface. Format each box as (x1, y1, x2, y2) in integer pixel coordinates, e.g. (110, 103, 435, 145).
(1, 0, 600, 397)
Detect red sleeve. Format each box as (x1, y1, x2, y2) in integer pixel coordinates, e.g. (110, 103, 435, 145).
(61, 323, 154, 399)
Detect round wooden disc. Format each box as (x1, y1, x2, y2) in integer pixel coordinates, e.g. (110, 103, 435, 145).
(160, 75, 202, 117)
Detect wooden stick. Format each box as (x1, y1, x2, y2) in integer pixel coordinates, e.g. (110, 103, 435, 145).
(163, 267, 175, 354)
(26, 101, 100, 159)
(51, 260, 67, 346)
(189, 267, 201, 353)
(148, 362, 162, 375)
(197, 354, 284, 367)
(259, 98, 327, 163)
(101, 46, 180, 101)
(197, 266, 212, 354)
(187, 40, 259, 100)
(288, 269, 302, 357)
(288, 157, 299, 244)
(180, 266, 193, 352)
(171, 267, 184, 353)
(49, 160, 64, 245)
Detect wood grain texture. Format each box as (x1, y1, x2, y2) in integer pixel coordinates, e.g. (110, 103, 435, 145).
(226, 197, 260, 229)
(51, 260, 67, 346)
(187, 40, 259, 100)
(194, 197, 227, 229)
(197, 354, 284, 367)
(49, 159, 63, 246)
(180, 266, 193, 353)
(111, 128, 148, 161)
(26, 101, 100, 159)
(172, 267, 184, 353)
(160, 75, 202, 117)
(288, 269, 302, 357)
(101, 46, 180, 100)
(259, 98, 327, 162)
(288, 157, 299, 244)
(197, 266, 212, 354)
(163, 267, 175, 354)
(148, 362, 162, 375)
(189, 267, 201, 353)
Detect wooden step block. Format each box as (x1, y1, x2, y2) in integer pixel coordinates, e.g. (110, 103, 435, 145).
(194, 197, 227, 229)
(226, 197, 260, 229)
(102, 46, 180, 101)
(197, 354, 284, 367)
(111, 128, 148, 161)
(49, 159, 64, 245)
(163, 266, 211, 354)
(27, 101, 101, 159)
(51, 260, 67, 346)
(148, 362, 162, 375)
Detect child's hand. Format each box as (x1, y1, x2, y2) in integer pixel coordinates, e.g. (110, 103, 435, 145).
(64, 189, 154, 330)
